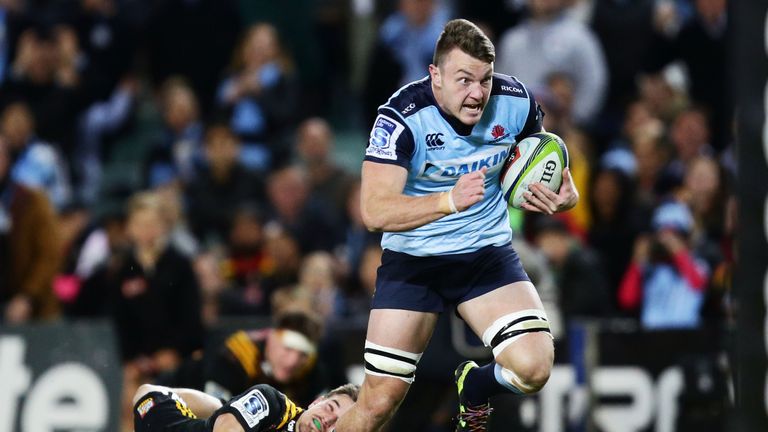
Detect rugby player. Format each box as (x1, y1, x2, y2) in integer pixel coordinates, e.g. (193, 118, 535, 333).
(333, 19, 579, 432)
(133, 382, 358, 432)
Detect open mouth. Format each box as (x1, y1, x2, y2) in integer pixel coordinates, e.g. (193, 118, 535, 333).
(312, 417, 324, 431)
(463, 103, 483, 113)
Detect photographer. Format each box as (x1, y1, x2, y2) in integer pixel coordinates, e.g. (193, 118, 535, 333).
(618, 201, 709, 329)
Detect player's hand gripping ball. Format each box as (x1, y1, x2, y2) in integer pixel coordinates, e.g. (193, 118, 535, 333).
(500, 131, 569, 210)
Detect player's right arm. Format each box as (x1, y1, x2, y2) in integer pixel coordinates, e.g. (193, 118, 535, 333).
(362, 108, 486, 232)
(361, 161, 486, 232)
(208, 384, 301, 432)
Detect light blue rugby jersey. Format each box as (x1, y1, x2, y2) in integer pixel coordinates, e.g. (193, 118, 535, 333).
(364, 73, 543, 256)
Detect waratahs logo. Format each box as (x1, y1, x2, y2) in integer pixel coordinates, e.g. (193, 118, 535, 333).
(489, 124, 511, 143)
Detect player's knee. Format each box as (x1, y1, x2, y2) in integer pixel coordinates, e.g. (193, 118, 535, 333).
(482, 309, 554, 394)
(497, 345, 552, 393)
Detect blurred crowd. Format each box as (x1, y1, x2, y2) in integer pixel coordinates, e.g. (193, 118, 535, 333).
(0, 0, 733, 429)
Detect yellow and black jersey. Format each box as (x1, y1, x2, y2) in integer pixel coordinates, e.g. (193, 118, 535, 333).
(209, 384, 304, 432)
(133, 390, 207, 432)
(206, 330, 327, 407)
(133, 385, 302, 432)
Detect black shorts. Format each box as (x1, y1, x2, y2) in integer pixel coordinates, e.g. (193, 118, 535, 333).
(134, 391, 206, 432)
(371, 244, 530, 313)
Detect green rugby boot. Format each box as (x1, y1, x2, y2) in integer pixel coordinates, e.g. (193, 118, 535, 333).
(455, 360, 493, 432)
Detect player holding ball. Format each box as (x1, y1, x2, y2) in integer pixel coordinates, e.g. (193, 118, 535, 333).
(333, 18, 578, 432)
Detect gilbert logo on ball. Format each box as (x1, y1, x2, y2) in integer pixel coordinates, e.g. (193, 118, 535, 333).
(500, 131, 569, 209)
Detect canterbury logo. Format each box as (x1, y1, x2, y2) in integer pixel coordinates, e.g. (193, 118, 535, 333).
(425, 133, 445, 148)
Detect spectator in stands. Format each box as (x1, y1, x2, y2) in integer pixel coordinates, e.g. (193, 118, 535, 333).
(0, 137, 61, 323)
(217, 204, 273, 316)
(216, 23, 300, 171)
(70, 0, 137, 102)
(644, 0, 728, 150)
(589, 0, 657, 133)
(109, 191, 203, 363)
(0, 0, 23, 85)
(272, 252, 346, 323)
(162, 309, 329, 408)
(618, 200, 709, 329)
(294, 117, 354, 214)
(661, 107, 714, 186)
(155, 181, 199, 257)
(259, 226, 303, 303)
(51, 202, 92, 307)
(588, 165, 652, 300)
(679, 155, 726, 245)
(144, 77, 204, 186)
(636, 72, 687, 126)
(338, 180, 381, 293)
(378, 0, 450, 85)
(496, 0, 608, 126)
(66, 207, 130, 318)
(344, 243, 383, 324)
(185, 123, 265, 245)
(192, 250, 228, 327)
(0, 101, 72, 210)
(673, 155, 727, 277)
(75, 76, 138, 204)
(0, 26, 84, 155)
(363, 0, 450, 126)
(105, 190, 204, 430)
(265, 166, 342, 253)
(533, 216, 613, 324)
(632, 135, 668, 202)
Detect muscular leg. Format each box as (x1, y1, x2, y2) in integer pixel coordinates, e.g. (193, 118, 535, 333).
(334, 309, 438, 432)
(457, 281, 554, 402)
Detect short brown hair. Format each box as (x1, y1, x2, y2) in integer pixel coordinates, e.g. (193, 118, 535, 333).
(324, 383, 360, 402)
(273, 309, 324, 344)
(433, 19, 495, 66)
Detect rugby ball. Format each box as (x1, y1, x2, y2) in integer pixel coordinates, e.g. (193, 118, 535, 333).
(500, 132, 569, 209)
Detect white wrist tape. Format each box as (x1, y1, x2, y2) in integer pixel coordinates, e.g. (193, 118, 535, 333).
(447, 189, 458, 214)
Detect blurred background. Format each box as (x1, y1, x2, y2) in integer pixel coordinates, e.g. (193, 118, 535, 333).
(0, 0, 756, 431)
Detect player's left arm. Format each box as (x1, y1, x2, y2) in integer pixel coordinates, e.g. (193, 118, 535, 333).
(132, 384, 223, 419)
(172, 388, 225, 418)
(514, 94, 579, 214)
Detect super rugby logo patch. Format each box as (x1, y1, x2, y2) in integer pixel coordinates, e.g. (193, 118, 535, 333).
(230, 389, 270, 428)
(137, 398, 155, 419)
(367, 114, 405, 160)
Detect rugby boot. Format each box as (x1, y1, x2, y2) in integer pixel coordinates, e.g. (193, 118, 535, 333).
(455, 360, 493, 432)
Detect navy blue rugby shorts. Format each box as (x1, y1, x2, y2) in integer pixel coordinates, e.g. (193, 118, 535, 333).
(371, 244, 530, 313)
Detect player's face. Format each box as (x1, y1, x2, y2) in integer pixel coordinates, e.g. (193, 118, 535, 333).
(266, 333, 312, 383)
(429, 48, 493, 126)
(297, 395, 355, 432)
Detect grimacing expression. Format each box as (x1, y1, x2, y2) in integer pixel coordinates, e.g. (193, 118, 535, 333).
(297, 394, 354, 432)
(430, 48, 493, 126)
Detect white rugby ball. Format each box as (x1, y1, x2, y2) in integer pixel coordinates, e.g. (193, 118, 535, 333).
(500, 132, 569, 209)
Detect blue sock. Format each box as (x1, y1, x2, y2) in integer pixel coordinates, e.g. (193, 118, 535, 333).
(463, 362, 523, 406)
